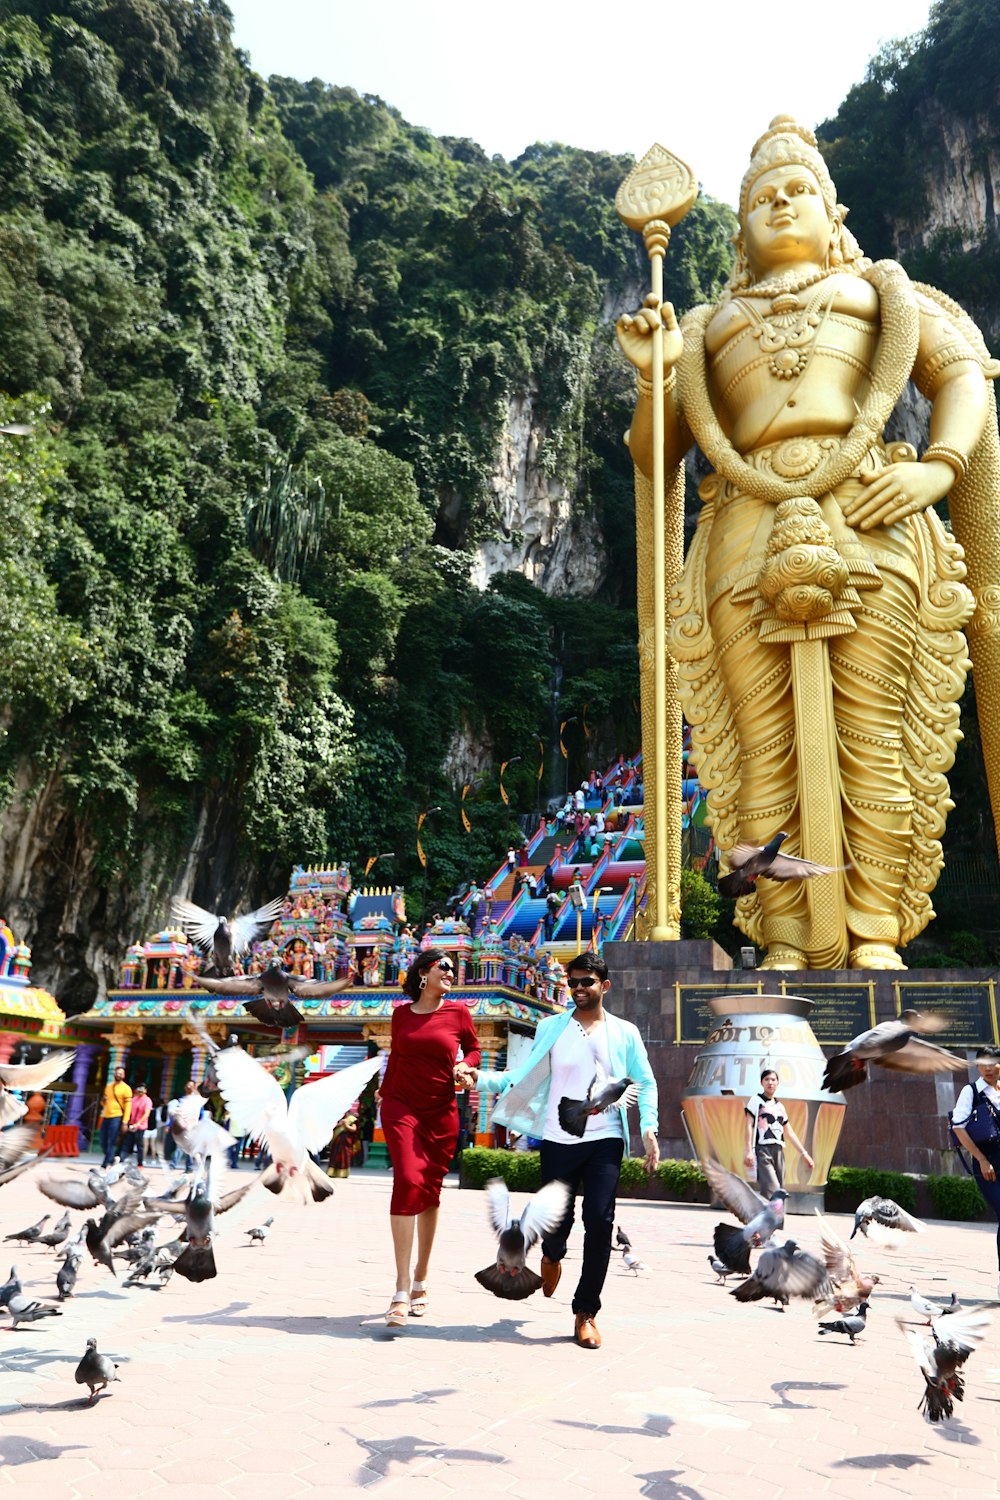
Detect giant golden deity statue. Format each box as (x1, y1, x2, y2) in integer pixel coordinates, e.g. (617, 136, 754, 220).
(616, 117, 1000, 970)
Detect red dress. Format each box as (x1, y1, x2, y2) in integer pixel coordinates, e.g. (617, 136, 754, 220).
(380, 1000, 481, 1215)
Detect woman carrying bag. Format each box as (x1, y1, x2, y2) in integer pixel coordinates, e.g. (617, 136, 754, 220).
(951, 1044, 1000, 1296)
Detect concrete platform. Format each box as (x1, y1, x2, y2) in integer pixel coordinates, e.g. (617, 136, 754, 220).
(0, 1158, 998, 1496)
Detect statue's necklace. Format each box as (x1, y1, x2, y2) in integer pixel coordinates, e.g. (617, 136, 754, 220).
(735, 282, 835, 380)
(734, 266, 834, 300)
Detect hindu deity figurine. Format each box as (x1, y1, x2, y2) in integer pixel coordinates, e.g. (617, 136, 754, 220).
(618, 116, 1000, 970)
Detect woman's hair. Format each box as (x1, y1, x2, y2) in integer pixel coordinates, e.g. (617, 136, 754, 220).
(760, 1069, 778, 1083)
(402, 947, 449, 1002)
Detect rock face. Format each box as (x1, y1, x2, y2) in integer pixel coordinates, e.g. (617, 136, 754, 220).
(894, 106, 999, 254)
(465, 387, 607, 598)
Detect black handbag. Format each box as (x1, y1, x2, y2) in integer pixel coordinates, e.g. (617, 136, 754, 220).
(950, 1083, 1000, 1175)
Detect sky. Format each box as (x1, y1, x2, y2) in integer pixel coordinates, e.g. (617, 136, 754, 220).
(224, 0, 934, 208)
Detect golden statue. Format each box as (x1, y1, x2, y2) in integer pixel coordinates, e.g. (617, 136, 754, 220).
(617, 116, 1000, 970)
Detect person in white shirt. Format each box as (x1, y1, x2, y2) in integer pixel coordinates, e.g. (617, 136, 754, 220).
(952, 1045, 1000, 1296)
(743, 1069, 813, 1195)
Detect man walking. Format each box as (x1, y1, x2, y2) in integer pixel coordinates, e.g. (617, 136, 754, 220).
(119, 1082, 153, 1166)
(98, 1066, 132, 1168)
(461, 951, 658, 1349)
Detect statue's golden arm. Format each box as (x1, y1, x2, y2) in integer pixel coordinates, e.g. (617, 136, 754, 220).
(617, 297, 691, 476)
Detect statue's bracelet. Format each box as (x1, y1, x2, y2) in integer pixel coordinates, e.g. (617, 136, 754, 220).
(636, 371, 676, 399)
(921, 443, 969, 482)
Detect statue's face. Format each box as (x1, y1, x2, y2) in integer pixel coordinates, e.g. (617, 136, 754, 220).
(743, 165, 832, 276)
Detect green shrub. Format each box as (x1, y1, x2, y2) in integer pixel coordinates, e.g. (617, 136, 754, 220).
(618, 1155, 651, 1188)
(460, 1148, 540, 1193)
(926, 1173, 989, 1221)
(826, 1166, 917, 1211)
(656, 1158, 708, 1196)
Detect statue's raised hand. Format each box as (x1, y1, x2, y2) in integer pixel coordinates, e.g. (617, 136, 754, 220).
(616, 294, 683, 378)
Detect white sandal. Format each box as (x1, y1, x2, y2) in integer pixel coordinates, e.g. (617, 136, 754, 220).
(385, 1293, 409, 1328)
(409, 1280, 429, 1318)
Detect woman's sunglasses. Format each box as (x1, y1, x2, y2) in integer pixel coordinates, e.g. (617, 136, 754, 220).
(434, 960, 454, 976)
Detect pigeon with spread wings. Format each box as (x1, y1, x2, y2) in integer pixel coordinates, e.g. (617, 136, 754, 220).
(704, 1160, 787, 1274)
(474, 1178, 571, 1299)
(822, 1010, 965, 1093)
(812, 1211, 880, 1318)
(718, 832, 845, 899)
(195, 961, 355, 1030)
(211, 1045, 382, 1203)
(900, 1306, 992, 1422)
(0, 1049, 74, 1129)
(170, 895, 285, 976)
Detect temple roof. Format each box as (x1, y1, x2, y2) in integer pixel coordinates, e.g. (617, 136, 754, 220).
(73, 985, 561, 1030)
(0, 980, 67, 1038)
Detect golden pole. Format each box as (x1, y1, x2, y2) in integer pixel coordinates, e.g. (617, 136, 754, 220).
(616, 146, 697, 940)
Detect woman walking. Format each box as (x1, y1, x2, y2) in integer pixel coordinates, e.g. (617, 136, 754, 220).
(379, 948, 480, 1327)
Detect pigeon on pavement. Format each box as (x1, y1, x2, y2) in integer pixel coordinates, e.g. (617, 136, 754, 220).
(622, 1250, 648, 1275)
(8, 1293, 61, 1329)
(705, 1160, 788, 1274)
(56, 1244, 83, 1300)
(718, 832, 844, 899)
(823, 1011, 965, 1093)
(37, 1212, 71, 1251)
(195, 961, 356, 1030)
(474, 1178, 571, 1299)
(616, 1225, 632, 1253)
(75, 1338, 120, 1402)
(557, 1076, 638, 1138)
(818, 1302, 870, 1344)
(212, 1046, 382, 1203)
(246, 1217, 274, 1245)
(170, 894, 285, 976)
(0, 1265, 20, 1308)
(0, 1050, 74, 1129)
(708, 1254, 741, 1284)
(900, 1307, 992, 1421)
(730, 1240, 832, 1307)
(3, 1213, 49, 1245)
(851, 1196, 926, 1242)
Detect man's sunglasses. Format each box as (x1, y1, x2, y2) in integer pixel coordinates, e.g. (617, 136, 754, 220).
(569, 975, 599, 989)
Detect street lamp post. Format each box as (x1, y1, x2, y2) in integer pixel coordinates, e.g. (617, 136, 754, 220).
(559, 717, 578, 798)
(364, 851, 395, 879)
(499, 756, 522, 808)
(417, 807, 442, 919)
(591, 886, 614, 953)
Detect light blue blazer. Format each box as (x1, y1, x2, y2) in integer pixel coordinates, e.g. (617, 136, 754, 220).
(477, 1008, 659, 1155)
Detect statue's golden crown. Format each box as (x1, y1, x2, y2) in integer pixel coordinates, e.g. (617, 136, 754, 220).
(740, 114, 838, 219)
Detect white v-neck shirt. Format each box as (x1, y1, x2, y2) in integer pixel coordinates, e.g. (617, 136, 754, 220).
(543, 1016, 624, 1145)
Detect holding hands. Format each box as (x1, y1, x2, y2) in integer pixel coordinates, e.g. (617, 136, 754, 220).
(453, 1063, 478, 1091)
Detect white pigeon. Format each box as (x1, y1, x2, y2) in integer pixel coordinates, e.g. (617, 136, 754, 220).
(0, 1050, 75, 1128)
(623, 1250, 648, 1275)
(211, 1047, 382, 1205)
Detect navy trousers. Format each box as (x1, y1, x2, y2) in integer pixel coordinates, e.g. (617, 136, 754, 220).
(539, 1135, 624, 1317)
(973, 1143, 1000, 1271)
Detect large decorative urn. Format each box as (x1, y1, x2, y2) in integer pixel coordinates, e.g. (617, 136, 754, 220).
(681, 993, 845, 1213)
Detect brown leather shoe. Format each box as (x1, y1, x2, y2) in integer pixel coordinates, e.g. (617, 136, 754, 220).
(574, 1314, 601, 1350)
(540, 1255, 562, 1298)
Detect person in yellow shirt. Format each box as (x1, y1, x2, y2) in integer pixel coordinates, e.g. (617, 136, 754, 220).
(99, 1066, 133, 1167)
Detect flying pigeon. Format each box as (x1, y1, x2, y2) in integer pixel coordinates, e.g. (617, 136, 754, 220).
(84, 1194, 160, 1276)
(704, 1160, 788, 1274)
(172, 1175, 217, 1283)
(718, 832, 845, 899)
(557, 1075, 638, 1138)
(0, 1266, 20, 1308)
(0, 1049, 74, 1129)
(822, 1010, 965, 1093)
(170, 894, 285, 976)
(0, 423, 32, 436)
(730, 1240, 832, 1306)
(8, 1293, 62, 1329)
(195, 961, 355, 1030)
(247, 1217, 274, 1245)
(75, 1338, 120, 1402)
(851, 1196, 926, 1242)
(38, 1167, 115, 1211)
(812, 1212, 880, 1318)
(900, 1307, 992, 1421)
(0, 1124, 52, 1188)
(211, 1046, 382, 1204)
(4, 1213, 49, 1245)
(818, 1301, 870, 1344)
(474, 1178, 571, 1299)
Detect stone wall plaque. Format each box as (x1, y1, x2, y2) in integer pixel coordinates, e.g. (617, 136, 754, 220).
(894, 981, 998, 1048)
(676, 983, 763, 1044)
(779, 982, 876, 1045)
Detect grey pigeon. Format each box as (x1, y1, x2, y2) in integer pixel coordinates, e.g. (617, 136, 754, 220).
(56, 1249, 82, 1300)
(718, 832, 844, 899)
(246, 1216, 274, 1245)
(851, 1195, 926, 1242)
(731, 1240, 832, 1307)
(171, 894, 285, 976)
(474, 1178, 571, 1300)
(818, 1301, 870, 1344)
(616, 1225, 632, 1252)
(0, 1265, 20, 1308)
(38, 1168, 114, 1211)
(4, 1213, 49, 1245)
(900, 1307, 992, 1421)
(708, 1253, 740, 1284)
(172, 1175, 217, 1282)
(8, 1293, 61, 1328)
(0, 1050, 74, 1129)
(705, 1160, 787, 1274)
(557, 1075, 638, 1138)
(37, 1212, 71, 1251)
(823, 1010, 965, 1092)
(196, 960, 354, 1031)
(75, 1338, 120, 1402)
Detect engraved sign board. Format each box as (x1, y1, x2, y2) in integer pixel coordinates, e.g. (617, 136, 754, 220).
(780, 983, 875, 1045)
(676, 983, 763, 1045)
(894, 981, 999, 1048)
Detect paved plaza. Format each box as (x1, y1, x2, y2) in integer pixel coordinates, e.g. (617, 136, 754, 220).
(1, 1158, 998, 1499)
